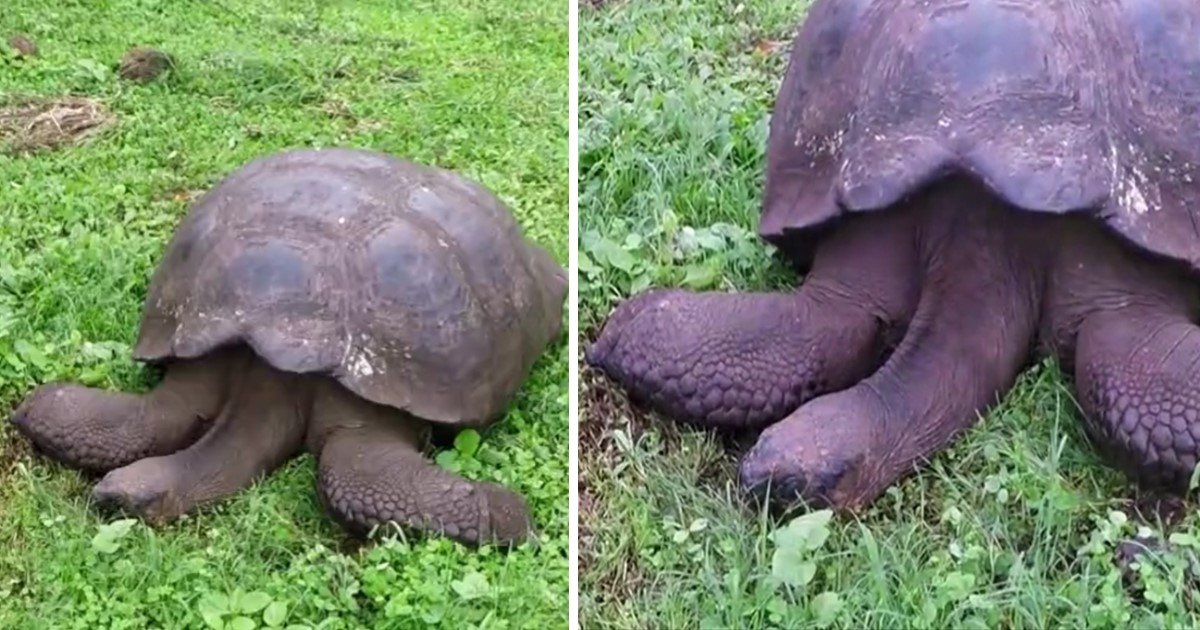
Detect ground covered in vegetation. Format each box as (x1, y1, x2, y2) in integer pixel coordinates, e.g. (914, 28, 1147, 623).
(0, 0, 567, 627)
(579, 1, 1200, 627)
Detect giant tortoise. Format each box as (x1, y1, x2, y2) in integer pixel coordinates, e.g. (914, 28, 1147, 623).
(12, 148, 565, 545)
(589, 0, 1200, 510)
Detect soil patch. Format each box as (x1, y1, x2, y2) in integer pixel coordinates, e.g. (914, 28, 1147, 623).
(118, 47, 173, 83)
(0, 97, 113, 154)
(7, 34, 38, 57)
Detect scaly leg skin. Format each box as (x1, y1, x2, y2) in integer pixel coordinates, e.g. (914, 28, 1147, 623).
(309, 380, 533, 546)
(8, 352, 231, 474)
(739, 187, 1040, 509)
(91, 352, 307, 523)
(1039, 221, 1200, 490)
(1042, 226, 1200, 574)
(586, 210, 920, 430)
(1074, 306, 1200, 489)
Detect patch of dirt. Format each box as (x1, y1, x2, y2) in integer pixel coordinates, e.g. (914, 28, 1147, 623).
(580, 343, 741, 596)
(379, 66, 420, 84)
(336, 532, 370, 555)
(0, 97, 113, 154)
(0, 426, 31, 487)
(749, 37, 784, 57)
(579, 362, 673, 464)
(159, 187, 205, 205)
(578, 365, 619, 537)
(349, 119, 386, 135)
(1115, 532, 1200, 608)
(7, 34, 37, 58)
(1104, 489, 1200, 603)
(578, 362, 656, 600)
(118, 47, 173, 83)
(1124, 491, 1189, 530)
(318, 98, 386, 136)
(320, 98, 354, 120)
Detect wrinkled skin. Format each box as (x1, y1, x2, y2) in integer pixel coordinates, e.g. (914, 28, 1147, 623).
(10, 346, 533, 546)
(588, 177, 1200, 511)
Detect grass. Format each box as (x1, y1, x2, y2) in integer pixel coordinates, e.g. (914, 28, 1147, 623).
(579, 1, 1200, 628)
(0, 1, 567, 628)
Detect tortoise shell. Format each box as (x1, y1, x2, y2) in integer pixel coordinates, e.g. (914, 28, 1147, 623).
(134, 148, 566, 426)
(762, 0, 1200, 272)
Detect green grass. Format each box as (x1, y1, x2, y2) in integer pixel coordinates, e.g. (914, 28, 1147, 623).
(579, 1, 1200, 628)
(0, 1, 567, 628)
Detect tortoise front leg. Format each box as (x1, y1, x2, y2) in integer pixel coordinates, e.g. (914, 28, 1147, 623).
(9, 351, 232, 474)
(586, 209, 921, 430)
(90, 352, 306, 523)
(308, 381, 533, 546)
(1074, 305, 1200, 489)
(739, 192, 1040, 509)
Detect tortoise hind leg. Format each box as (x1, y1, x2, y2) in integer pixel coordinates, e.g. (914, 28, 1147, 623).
(8, 351, 232, 474)
(739, 189, 1041, 509)
(91, 351, 306, 523)
(586, 209, 921, 430)
(308, 381, 533, 546)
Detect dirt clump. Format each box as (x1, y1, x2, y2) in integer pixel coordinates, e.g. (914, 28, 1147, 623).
(0, 97, 114, 153)
(0, 425, 31, 485)
(7, 34, 38, 58)
(118, 46, 173, 83)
